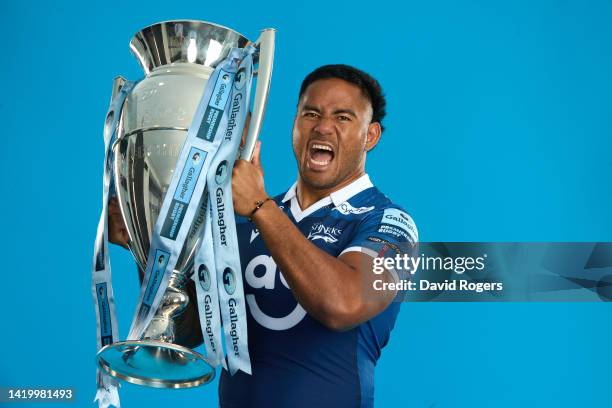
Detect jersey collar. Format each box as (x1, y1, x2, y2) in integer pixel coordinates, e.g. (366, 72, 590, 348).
(281, 174, 374, 222)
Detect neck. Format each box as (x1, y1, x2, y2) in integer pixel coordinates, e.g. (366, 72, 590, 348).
(296, 169, 365, 210)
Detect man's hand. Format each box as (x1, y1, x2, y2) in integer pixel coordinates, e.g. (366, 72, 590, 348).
(232, 141, 269, 216)
(108, 197, 129, 249)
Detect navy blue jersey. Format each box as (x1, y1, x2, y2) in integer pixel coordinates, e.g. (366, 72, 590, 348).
(219, 175, 417, 408)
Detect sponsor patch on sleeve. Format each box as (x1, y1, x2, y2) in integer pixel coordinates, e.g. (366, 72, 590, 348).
(367, 236, 401, 254)
(378, 208, 417, 243)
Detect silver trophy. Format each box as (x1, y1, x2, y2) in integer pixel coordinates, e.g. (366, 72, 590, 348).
(96, 20, 274, 388)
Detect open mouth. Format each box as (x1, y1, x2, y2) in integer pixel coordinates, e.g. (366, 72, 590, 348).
(308, 142, 335, 169)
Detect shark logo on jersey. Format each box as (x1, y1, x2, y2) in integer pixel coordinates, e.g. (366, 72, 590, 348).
(334, 201, 375, 215)
(307, 223, 343, 243)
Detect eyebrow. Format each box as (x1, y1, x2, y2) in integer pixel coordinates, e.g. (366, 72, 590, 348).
(302, 104, 357, 118)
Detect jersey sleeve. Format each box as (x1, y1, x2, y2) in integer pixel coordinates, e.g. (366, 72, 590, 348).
(340, 206, 418, 259)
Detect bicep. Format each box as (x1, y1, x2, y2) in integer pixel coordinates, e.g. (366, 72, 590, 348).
(334, 208, 418, 324)
(338, 250, 398, 323)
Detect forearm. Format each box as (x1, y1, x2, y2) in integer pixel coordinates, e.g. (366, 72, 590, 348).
(252, 201, 368, 329)
(231, 143, 393, 330)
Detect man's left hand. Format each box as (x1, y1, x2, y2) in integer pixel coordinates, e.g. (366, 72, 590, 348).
(232, 141, 268, 216)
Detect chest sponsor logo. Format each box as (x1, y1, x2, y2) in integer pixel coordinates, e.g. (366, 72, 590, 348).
(334, 201, 375, 215)
(307, 223, 343, 244)
(244, 255, 306, 330)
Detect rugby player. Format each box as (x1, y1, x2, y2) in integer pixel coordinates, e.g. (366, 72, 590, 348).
(110, 64, 417, 407)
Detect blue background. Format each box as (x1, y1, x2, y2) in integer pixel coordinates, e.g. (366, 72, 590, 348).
(1, 0, 611, 407)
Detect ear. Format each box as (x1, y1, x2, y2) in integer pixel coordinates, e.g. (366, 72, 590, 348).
(365, 122, 382, 151)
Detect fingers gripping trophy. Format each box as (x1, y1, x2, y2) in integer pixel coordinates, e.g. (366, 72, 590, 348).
(91, 20, 275, 403)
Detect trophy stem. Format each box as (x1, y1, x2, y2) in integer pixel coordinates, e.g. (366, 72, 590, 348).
(143, 270, 190, 343)
(97, 267, 214, 389)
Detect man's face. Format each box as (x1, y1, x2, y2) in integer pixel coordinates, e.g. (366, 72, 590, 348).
(292, 78, 375, 190)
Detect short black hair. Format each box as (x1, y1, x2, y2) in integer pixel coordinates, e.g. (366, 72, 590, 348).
(298, 64, 387, 132)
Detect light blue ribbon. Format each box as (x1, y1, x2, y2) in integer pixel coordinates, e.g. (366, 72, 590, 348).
(193, 195, 226, 368)
(127, 49, 241, 341)
(92, 79, 136, 408)
(126, 47, 254, 376)
(204, 47, 254, 374)
(93, 47, 257, 408)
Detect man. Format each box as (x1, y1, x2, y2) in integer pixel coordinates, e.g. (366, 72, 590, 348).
(110, 64, 417, 407)
(226, 64, 417, 407)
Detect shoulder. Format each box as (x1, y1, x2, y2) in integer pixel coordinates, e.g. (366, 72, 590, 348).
(351, 187, 419, 244)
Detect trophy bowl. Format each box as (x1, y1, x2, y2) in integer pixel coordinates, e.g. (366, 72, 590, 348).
(96, 20, 274, 388)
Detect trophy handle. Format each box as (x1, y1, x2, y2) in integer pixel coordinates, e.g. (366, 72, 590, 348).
(107, 75, 147, 266)
(110, 76, 127, 101)
(105, 76, 127, 141)
(240, 28, 275, 161)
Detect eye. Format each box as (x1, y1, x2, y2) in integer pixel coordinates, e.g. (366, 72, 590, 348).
(337, 115, 351, 122)
(303, 111, 319, 118)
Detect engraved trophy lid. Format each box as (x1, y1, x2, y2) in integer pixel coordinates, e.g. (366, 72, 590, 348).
(129, 20, 250, 75)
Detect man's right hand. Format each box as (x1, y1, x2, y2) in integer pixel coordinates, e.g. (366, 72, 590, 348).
(108, 198, 129, 249)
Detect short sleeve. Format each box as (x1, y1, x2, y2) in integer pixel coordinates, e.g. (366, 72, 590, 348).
(340, 207, 418, 259)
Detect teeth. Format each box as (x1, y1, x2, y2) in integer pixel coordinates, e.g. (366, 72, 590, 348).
(309, 142, 333, 167)
(312, 144, 332, 152)
(311, 158, 330, 165)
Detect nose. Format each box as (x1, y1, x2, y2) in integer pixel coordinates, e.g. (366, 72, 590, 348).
(313, 116, 335, 135)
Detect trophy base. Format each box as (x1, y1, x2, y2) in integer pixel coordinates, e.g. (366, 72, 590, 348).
(97, 340, 215, 389)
